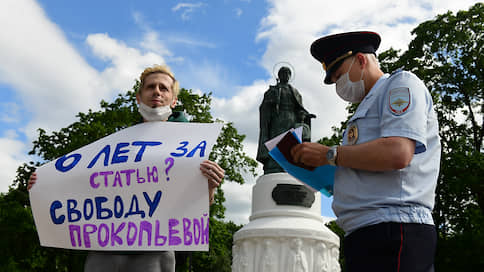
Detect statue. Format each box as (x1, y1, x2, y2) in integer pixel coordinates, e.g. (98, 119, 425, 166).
(233, 67, 341, 271)
(257, 66, 315, 174)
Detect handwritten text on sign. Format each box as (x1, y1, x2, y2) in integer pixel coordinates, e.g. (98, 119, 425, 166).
(29, 122, 223, 251)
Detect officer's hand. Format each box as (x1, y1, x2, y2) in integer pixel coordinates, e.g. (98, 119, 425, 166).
(290, 142, 329, 167)
(27, 172, 37, 191)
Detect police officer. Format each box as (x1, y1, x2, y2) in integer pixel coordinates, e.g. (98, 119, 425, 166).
(290, 31, 441, 271)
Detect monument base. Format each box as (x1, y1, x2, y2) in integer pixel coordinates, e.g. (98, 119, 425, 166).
(232, 173, 340, 272)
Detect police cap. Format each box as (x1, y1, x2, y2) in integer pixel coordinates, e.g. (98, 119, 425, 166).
(310, 31, 381, 84)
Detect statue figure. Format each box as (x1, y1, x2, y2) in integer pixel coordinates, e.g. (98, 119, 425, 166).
(288, 238, 308, 272)
(314, 242, 330, 272)
(257, 66, 315, 174)
(239, 241, 249, 272)
(330, 246, 341, 272)
(259, 239, 276, 272)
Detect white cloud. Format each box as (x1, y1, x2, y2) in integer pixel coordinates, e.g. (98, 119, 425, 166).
(0, 102, 21, 123)
(139, 31, 174, 57)
(4, 129, 19, 139)
(235, 8, 243, 17)
(172, 2, 206, 21)
(132, 11, 145, 26)
(86, 32, 167, 92)
(223, 141, 264, 224)
(223, 178, 254, 224)
(0, 132, 28, 192)
(169, 35, 217, 49)
(175, 59, 239, 99)
(132, 10, 216, 52)
(0, 0, 110, 140)
(132, 11, 171, 56)
(212, 80, 268, 143)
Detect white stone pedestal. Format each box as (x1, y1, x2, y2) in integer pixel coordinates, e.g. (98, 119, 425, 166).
(232, 173, 340, 272)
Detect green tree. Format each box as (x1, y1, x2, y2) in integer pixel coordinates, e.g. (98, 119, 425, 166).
(378, 3, 483, 270)
(0, 81, 257, 271)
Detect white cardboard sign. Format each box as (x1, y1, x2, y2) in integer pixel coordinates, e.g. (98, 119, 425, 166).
(29, 121, 223, 251)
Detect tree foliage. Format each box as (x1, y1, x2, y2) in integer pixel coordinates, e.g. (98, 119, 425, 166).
(0, 81, 257, 271)
(378, 4, 483, 270)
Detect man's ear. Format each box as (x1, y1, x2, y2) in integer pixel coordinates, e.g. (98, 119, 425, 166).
(171, 97, 178, 109)
(136, 92, 140, 104)
(357, 53, 367, 68)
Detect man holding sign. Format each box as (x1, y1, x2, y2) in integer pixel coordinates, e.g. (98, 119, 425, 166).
(28, 64, 225, 272)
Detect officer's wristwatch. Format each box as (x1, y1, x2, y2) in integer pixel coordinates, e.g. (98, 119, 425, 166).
(326, 146, 338, 166)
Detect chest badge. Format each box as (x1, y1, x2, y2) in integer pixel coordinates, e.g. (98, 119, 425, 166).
(389, 87, 410, 115)
(347, 124, 358, 145)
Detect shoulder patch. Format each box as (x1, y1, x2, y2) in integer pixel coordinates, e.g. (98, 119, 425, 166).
(388, 87, 410, 115)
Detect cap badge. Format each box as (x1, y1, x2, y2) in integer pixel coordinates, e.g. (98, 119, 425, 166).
(347, 123, 358, 145)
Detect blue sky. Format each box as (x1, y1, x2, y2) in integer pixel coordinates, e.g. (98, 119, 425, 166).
(0, 0, 480, 224)
(38, 0, 269, 93)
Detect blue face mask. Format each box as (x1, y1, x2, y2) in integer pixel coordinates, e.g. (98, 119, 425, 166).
(335, 57, 365, 103)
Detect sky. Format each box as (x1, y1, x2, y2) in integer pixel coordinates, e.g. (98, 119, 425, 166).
(0, 0, 480, 225)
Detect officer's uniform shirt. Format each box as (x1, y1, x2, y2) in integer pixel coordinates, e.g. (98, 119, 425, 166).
(332, 70, 441, 235)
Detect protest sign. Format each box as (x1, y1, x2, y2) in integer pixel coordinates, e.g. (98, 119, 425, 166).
(29, 121, 223, 251)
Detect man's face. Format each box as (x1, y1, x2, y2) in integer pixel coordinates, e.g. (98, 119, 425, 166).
(137, 72, 177, 108)
(330, 55, 362, 84)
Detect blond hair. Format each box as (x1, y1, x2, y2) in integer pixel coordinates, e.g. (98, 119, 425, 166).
(139, 65, 180, 98)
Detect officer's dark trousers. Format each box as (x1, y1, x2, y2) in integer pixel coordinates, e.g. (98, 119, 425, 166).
(344, 222, 436, 272)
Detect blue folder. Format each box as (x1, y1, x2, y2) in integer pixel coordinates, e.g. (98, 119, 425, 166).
(268, 131, 335, 197)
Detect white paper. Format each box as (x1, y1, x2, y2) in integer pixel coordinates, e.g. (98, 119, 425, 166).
(264, 126, 303, 151)
(29, 122, 223, 251)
